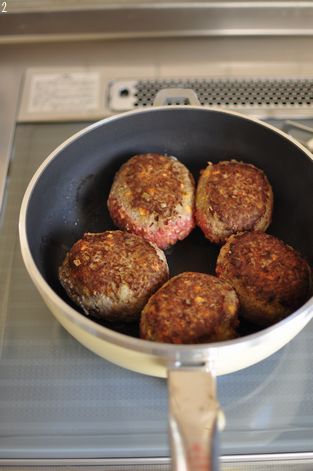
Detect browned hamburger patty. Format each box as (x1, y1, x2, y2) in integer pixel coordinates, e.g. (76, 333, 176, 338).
(195, 160, 273, 244)
(107, 153, 195, 249)
(59, 230, 169, 323)
(216, 232, 312, 327)
(140, 272, 239, 344)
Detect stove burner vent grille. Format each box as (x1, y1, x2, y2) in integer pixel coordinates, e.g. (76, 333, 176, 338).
(109, 78, 313, 116)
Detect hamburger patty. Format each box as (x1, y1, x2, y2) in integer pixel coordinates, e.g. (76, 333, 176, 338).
(107, 153, 195, 249)
(140, 272, 239, 344)
(196, 160, 273, 244)
(59, 230, 169, 322)
(216, 231, 312, 326)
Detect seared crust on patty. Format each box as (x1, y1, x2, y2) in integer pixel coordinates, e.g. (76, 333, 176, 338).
(59, 230, 169, 322)
(216, 232, 312, 327)
(140, 272, 239, 344)
(108, 153, 195, 249)
(196, 160, 273, 244)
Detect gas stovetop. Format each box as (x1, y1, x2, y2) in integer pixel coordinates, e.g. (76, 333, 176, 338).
(0, 71, 313, 469)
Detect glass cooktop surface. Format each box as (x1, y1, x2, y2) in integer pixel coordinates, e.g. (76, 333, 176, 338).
(0, 121, 312, 461)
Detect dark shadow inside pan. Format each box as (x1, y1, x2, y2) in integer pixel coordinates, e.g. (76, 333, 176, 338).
(25, 108, 313, 339)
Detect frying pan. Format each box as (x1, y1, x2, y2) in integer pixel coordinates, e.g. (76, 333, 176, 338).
(19, 90, 313, 470)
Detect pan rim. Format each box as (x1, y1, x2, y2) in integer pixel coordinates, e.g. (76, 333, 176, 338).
(18, 105, 313, 358)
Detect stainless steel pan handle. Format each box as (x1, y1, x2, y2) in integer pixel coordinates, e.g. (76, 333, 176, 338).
(153, 88, 201, 107)
(168, 364, 220, 471)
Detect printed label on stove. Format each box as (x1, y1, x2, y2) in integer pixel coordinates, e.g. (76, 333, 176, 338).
(28, 72, 101, 114)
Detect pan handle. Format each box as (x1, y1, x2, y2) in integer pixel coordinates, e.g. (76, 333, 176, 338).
(168, 364, 220, 471)
(153, 88, 201, 107)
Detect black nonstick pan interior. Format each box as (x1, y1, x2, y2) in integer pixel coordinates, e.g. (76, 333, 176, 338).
(25, 107, 313, 335)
